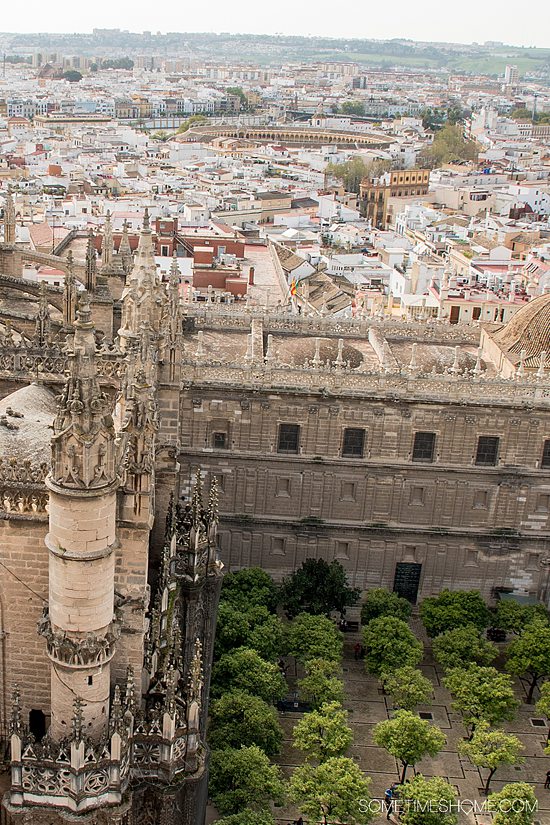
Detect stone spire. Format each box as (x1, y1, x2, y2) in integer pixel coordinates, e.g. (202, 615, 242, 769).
(118, 218, 133, 274)
(50, 291, 116, 490)
(101, 210, 113, 272)
(3, 188, 16, 245)
(85, 229, 97, 292)
(119, 208, 164, 348)
(44, 291, 121, 747)
(63, 250, 78, 329)
(34, 280, 51, 346)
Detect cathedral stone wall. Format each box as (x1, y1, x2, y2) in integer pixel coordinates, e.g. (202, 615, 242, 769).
(174, 385, 550, 604)
(0, 516, 50, 732)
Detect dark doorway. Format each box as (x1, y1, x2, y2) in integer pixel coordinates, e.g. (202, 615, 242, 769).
(29, 709, 46, 741)
(449, 305, 460, 324)
(393, 562, 422, 604)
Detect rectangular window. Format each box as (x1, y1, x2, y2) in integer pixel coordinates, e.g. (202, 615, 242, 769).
(475, 436, 499, 466)
(212, 432, 227, 449)
(542, 440, 550, 468)
(412, 431, 436, 462)
(342, 427, 365, 458)
(473, 490, 488, 510)
(276, 477, 291, 497)
(409, 486, 425, 506)
(340, 481, 356, 501)
(536, 494, 550, 514)
(335, 541, 350, 560)
(271, 537, 286, 556)
(277, 423, 300, 454)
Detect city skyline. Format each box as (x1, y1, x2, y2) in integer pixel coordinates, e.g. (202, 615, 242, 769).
(0, 0, 549, 50)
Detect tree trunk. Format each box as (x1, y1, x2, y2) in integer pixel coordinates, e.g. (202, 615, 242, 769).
(526, 673, 539, 705)
(400, 762, 409, 784)
(483, 768, 497, 795)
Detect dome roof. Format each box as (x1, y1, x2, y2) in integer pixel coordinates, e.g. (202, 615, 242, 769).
(492, 293, 550, 368)
(0, 383, 57, 466)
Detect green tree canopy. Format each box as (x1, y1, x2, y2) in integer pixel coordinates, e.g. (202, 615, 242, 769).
(325, 157, 391, 195)
(459, 721, 524, 795)
(444, 664, 518, 736)
(286, 613, 344, 664)
(492, 600, 549, 635)
(421, 107, 447, 131)
(432, 625, 497, 671)
(362, 616, 423, 677)
(399, 774, 458, 825)
(221, 567, 279, 612)
(176, 114, 209, 134)
(209, 691, 283, 756)
(292, 701, 353, 762)
(420, 590, 490, 638)
(361, 588, 412, 625)
(63, 70, 83, 82)
(280, 558, 359, 618)
(506, 616, 550, 703)
(217, 812, 275, 825)
(341, 100, 365, 116)
(226, 86, 248, 107)
(419, 123, 478, 169)
(297, 658, 345, 709)
(382, 666, 432, 711)
(211, 647, 286, 703)
(289, 756, 374, 825)
(373, 710, 446, 783)
(214, 603, 285, 661)
(488, 782, 538, 825)
(209, 746, 285, 816)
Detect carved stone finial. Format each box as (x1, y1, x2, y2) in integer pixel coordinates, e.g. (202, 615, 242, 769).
(312, 337, 322, 368)
(85, 229, 97, 290)
(143, 207, 150, 231)
(71, 697, 85, 741)
(537, 350, 546, 381)
(100, 213, 114, 275)
(188, 638, 203, 709)
(516, 348, 526, 379)
(34, 280, 51, 346)
(472, 346, 483, 377)
(10, 685, 23, 735)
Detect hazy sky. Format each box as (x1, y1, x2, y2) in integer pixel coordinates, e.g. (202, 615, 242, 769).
(1, 0, 549, 49)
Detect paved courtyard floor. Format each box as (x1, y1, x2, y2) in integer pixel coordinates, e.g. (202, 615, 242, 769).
(269, 617, 550, 825)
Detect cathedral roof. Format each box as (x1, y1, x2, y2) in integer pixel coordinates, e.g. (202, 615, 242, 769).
(0, 383, 57, 465)
(491, 293, 550, 368)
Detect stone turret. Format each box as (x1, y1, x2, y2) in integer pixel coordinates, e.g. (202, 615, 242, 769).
(45, 291, 120, 740)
